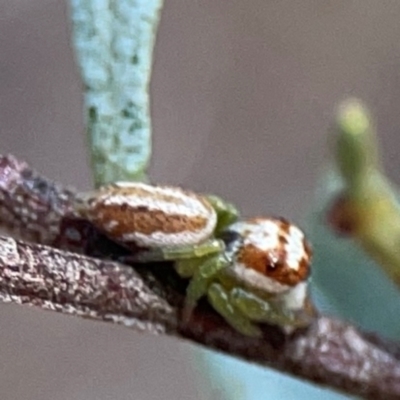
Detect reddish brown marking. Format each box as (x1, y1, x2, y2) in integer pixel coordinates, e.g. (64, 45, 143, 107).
(237, 242, 310, 286)
(78, 183, 216, 240)
(327, 193, 357, 236)
(86, 203, 209, 239)
(277, 218, 291, 234)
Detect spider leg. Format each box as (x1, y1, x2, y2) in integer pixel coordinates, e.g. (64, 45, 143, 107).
(205, 194, 239, 234)
(174, 256, 211, 278)
(129, 238, 224, 263)
(163, 239, 224, 259)
(207, 283, 262, 337)
(229, 287, 310, 328)
(181, 253, 230, 322)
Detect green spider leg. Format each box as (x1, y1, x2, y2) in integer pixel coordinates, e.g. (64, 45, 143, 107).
(129, 238, 224, 263)
(205, 194, 239, 234)
(178, 252, 292, 337)
(229, 287, 301, 327)
(184, 274, 311, 336)
(180, 253, 231, 323)
(207, 283, 262, 337)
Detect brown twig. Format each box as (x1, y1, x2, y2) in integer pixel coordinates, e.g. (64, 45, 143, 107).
(0, 154, 400, 399)
(0, 154, 76, 244)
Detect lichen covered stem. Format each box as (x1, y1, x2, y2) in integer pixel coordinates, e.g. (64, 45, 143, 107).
(69, 0, 164, 186)
(334, 99, 400, 286)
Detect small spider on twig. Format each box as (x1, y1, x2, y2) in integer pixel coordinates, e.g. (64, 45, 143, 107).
(0, 154, 400, 400)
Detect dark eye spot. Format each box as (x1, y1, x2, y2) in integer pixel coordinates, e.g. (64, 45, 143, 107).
(120, 203, 128, 212)
(265, 259, 285, 274)
(266, 262, 276, 272)
(218, 230, 241, 246)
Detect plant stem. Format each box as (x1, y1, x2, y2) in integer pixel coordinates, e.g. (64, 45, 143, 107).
(334, 99, 400, 286)
(69, 0, 164, 187)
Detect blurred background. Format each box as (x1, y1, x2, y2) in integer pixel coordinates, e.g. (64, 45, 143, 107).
(1, 1, 400, 399)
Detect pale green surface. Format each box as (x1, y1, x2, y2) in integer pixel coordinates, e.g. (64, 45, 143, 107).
(69, 0, 163, 186)
(196, 347, 353, 400)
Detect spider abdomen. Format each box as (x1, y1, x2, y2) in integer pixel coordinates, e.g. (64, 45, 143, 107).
(76, 182, 217, 248)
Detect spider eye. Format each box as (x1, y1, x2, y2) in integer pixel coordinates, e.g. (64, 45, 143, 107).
(265, 260, 280, 272)
(264, 251, 285, 271)
(218, 230, 242, 247)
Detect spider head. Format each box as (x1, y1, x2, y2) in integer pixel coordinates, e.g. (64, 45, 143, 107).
(224, 217, 312, 294)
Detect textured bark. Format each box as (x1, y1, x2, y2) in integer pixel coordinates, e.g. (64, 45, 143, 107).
(0, 154, 400, 399)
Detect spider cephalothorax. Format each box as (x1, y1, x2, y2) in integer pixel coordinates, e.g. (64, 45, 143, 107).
(206, 217, 313, 335)
(76, 182, 314, 336)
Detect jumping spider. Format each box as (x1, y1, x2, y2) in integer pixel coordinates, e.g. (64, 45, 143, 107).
(76, 182, 314, 337)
